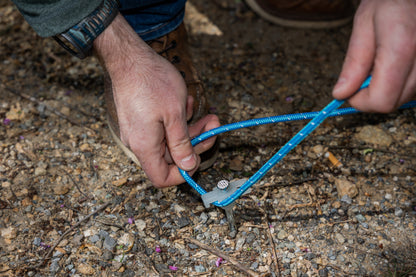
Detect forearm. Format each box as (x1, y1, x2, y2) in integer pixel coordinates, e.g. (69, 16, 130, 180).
(93, 14, 156, 82)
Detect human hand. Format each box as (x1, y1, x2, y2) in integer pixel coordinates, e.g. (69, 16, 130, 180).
(332, 0, 416, 112)
(94, 15, 220, 187)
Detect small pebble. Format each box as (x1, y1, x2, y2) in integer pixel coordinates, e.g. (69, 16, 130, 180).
(194, 265, 206, 272)
(33, 237, 41, 246)
(103, 236, 117, 251)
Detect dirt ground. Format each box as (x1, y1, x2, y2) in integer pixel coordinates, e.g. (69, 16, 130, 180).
(1, 0, 416, 276)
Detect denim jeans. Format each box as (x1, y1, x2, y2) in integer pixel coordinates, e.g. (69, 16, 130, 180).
(119, 0, 187, 41)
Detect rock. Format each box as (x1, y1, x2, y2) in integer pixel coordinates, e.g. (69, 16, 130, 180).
(102, 250, 113, 261)
(118, 233, 135, 250)
(311, 145, 324, 155)
(79, 143, 92, 152)
(77, 263, 95, 275)
(328, 250, 337, 260)
(335, 178, 358, 199)
(355, 214, 366, 222)
(103, 236, 117, 251)
(172, 203, 186, 214)
(31, 238, 41, 248)
(236, 237, 245, 250)
(195, 265, 206, 272)
(175, 216, 190, 228)
(1, 227, 17, 240)
(53, 184, 70, 195)
(277, 229, 287, 240)
(394, 207, 403, 217)
(305, 253, 316, 260)
(72, 234, 84, 246)
(90, 234, 100, 243)
(199, 212, 208, 224)
(99, 230, 109, 239)
(135, 219, 146, 231)
(50, 259, 60, 273)
(229, 156, 243, 171)
(341, 195, 352, 204)
(34, 167, 47, 176)
(319, 268, 328, 277)
(112, 177, 128, 187)
(355, 126, 393, 147)
(335, 233, 345, 244)
(332, 200, 341, 209)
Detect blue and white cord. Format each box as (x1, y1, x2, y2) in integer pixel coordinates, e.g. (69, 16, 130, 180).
(179, 76, 416, 207)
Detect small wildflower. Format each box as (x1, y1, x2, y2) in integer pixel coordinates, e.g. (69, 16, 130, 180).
(3, 118, 11, 125)
(399, 159, 405, 164)
(285, 96, 294, 103)
(215, 257, 224, 267)
(60, 204, 64, 208)
(155, 246, 161, 253)
(168, 265, 178, 271)
(40, 242, 50, 249)
(209, 106, 217, 113)
(128, 217, 134, 224)
(19, 135, 24, 140)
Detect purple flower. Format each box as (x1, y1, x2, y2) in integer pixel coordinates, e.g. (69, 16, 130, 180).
(40, 242, 51, 249)
(128, 217, 134, 224)
(215, 257, 224, 267)
(155, 246, 161, 253)
(60, 204, 65, 208)
(399, 159, 405, 164)
(19, 135, 24, 140)
(168, 265, 178, 271)
(285, 96, 294, 103)
(3, 118, 11, 125)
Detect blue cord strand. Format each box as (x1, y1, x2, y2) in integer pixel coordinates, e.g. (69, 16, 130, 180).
(180, 76, 416, 207)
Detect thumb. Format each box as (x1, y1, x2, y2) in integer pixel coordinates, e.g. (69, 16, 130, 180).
(332, 3, 375, 100)
(164, 116, 198, 171)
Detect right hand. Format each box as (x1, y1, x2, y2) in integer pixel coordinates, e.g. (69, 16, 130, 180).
(94, 14, 220, 188)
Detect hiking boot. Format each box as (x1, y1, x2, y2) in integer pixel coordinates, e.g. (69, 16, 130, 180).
(105, 23, 218, 170)
(245, 0, 355, 28)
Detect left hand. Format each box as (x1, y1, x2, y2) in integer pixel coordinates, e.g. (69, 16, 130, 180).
(332, 0, 416, 112)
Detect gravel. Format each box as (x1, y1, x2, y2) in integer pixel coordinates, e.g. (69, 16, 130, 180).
(1, 0, 416, 276)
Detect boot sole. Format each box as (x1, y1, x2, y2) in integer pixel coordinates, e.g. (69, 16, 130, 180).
(245, 0, 352, 29)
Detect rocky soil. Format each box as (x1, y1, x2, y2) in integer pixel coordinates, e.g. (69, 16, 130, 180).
(1, 0, 416, 276)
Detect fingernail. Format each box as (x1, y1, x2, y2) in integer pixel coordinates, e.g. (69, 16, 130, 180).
(180, 154, 197, 170)
(333, 77, 346, 95)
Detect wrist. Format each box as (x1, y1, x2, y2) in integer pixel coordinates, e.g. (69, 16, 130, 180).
(93, 14, 154, 78)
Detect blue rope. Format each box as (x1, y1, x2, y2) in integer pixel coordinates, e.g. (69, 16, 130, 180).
(179, 76, 416, 207)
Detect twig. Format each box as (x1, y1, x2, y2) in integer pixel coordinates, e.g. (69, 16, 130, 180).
(286, 199, 326, 212)
(3, 85, 96, 133)
(185, 237, 259, 277)
(261, 178, 318, 189)
(33, 202, 111, 268)
(96, 220, 126, 232)
(60, 169, 91, 199)
(322, 219, 352, 227)
(264, 221, 281, 276)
